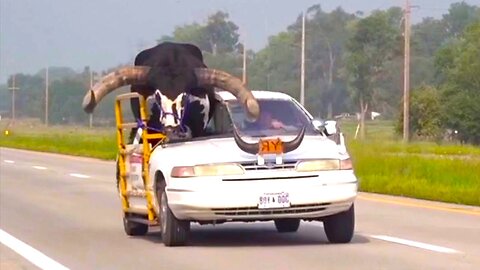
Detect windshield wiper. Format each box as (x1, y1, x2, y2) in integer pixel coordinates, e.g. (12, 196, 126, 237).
(249, 134, 269, 138)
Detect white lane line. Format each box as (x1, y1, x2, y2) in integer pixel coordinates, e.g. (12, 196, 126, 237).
(4, 160, 15, 163)
(69, 173, 90, 179)
(0, 229, 69, 270)
(32, 166, 47, 170)
(370, 235, 461, 254)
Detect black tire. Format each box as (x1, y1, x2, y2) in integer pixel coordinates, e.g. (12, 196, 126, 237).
(123, 215, 148, 236)
(274, 219, 300, 233)
(157, 181, 190, 246)
(323, 204, 355, 243)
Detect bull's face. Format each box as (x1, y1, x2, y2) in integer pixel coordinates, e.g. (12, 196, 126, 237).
(149, 90, 210, 139)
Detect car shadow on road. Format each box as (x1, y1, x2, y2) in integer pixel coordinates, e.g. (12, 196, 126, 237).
(138, 222, 370, 247)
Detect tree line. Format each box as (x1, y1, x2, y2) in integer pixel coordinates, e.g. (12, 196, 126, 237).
(1, 2, 479, 143)
(0, 66, 125, 125)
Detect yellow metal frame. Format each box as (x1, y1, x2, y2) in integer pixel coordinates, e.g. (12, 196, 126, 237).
(115, 93, 167, 221)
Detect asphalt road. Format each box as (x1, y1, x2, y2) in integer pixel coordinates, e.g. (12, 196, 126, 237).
(1, 147, 479, 270)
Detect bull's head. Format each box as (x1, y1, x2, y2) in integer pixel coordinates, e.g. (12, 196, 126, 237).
(82, 42, 260, 141)
(81, 67, 260, 124)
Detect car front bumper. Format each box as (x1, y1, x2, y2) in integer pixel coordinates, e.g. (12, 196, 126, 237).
(166, 170, 357, 221)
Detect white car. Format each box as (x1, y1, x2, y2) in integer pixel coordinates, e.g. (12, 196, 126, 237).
(122, 90, 358, 246)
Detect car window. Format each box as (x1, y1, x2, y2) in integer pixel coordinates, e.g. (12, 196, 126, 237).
(226, 98, 317, 137)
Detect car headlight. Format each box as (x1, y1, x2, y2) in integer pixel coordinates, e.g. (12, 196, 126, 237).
(295, 158, 353, 172)
(171, 163, 245, 177)
(339, 158, 353, 170)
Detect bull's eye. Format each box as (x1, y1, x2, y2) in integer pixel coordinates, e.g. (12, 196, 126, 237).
(158, 108, 164, 120)
(177, 108, 183, 119)
(152, 90, 165, 119)
(174, 93, 187, 120)
(154, 90, 162, 104)
(172, 104, 179, 123)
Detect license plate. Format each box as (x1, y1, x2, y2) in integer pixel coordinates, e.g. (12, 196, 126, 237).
(258, 192, 290, 209)
(258, 138, 284, 155)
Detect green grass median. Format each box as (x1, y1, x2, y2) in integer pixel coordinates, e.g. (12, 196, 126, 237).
(349, 140, 480, 206)
(1, 119, 479, 206)
(1, 122, 117, 160)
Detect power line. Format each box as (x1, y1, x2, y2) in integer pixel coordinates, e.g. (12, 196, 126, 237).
(416, 6, 449, 11)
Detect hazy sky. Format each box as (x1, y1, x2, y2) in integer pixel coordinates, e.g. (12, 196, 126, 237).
(1, 0, 479, 83)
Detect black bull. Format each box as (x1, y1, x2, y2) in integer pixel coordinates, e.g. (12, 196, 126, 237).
(82, 42, 258, 135)
(81, 42, 304, 154)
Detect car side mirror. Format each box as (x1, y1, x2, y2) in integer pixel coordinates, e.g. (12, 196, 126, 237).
(312, 119, 338, 135)
(312, 119, 324, 131)
(324, 120, 338, 136)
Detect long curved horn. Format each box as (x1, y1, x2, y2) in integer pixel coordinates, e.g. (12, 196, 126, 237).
(194, 68, 260, 121)
(233, 126, 307, 155)
(233, 128, 258, 155)
(82, 66, 151, 113)
(283, 126, 306, 153)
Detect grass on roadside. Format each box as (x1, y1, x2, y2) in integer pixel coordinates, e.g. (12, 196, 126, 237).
(1, 122, 117, 160)
(349, 141, 480, 206)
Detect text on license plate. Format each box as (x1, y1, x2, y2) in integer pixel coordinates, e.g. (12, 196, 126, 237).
(258, 192, 290, 209)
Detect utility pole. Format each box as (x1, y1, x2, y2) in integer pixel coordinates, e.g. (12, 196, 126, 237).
(242, 40, 247, 85)
(403, 0, 411, 142)
(8, 75, 19, 123)
(300, 11, 306, 106)
(45, 67, 49, 126)
(89, 70, 94, 128)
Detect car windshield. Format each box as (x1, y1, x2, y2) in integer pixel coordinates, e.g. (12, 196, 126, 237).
(226, 98, 317, 137)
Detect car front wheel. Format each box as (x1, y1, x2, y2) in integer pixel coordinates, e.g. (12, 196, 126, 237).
(274, 219, 300, 233)
(323, 204, 355, 243)
(157, 183, 190, 246)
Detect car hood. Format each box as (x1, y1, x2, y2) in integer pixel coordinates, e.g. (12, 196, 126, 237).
(153, 135, 349, 166)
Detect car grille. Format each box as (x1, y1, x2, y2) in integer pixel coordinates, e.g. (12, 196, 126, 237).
(223, 174, 318, 181)
(212, 202, 330, 216)
(240, 160, 297, 171)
